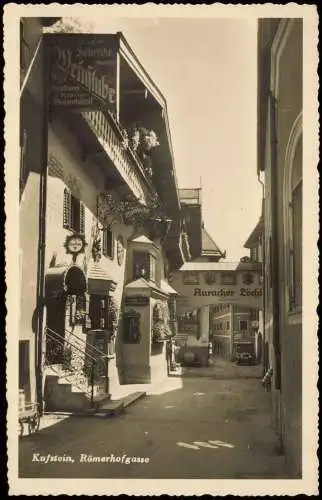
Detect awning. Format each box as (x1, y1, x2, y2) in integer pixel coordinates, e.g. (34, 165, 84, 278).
(45, 265, 87, 299)
(160, 279, 178, 296)
(87, 262, 117, 295)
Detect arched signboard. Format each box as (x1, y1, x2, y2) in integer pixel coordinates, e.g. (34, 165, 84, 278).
(168, 262, 263, 314)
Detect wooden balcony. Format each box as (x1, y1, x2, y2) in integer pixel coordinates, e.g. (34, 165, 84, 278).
(81, 109, 154, 206)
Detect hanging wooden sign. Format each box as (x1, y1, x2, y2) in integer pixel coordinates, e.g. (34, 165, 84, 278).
(46, 34, 118, 112)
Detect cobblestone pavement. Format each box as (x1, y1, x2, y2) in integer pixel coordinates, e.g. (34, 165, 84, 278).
(19, 358, 288, 480)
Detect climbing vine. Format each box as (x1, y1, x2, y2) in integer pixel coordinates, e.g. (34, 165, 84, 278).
(96, 189, 171, 231)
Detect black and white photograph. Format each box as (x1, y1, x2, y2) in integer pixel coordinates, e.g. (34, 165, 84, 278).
(4, 4, 318, 496)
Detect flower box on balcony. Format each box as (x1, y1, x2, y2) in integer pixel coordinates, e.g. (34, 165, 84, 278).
(81, 110, 153, 204)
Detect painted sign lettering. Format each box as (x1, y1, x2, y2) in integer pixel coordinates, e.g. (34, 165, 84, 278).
(170, 265, 264, 313)
(47, 34, 117, 111)
(192, 287, 263, 297)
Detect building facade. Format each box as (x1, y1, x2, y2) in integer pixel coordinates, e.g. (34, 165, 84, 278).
(210, 303, 255, 361)
(19, 16, 61, 411)
(243, 215, 264, 365)
(175, 188, 226, 365)
(20, 27, 187, 413)
(257, 18, 302, 477)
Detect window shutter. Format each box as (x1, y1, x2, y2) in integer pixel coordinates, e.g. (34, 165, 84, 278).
(102, 228, 107, 257)
(63, 188, 71, 229)
(80, 202, 85, 235)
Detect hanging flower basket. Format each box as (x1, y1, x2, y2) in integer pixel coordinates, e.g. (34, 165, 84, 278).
(152, 321, 172, 344)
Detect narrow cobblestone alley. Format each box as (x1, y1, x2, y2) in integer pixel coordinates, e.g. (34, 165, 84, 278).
(19, 358, 289, 479)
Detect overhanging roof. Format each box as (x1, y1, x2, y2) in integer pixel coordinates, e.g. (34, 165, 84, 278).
(118, 32, 166, 109)
(244, 217, 264, 248)
(179, 261, 261, 272)
(180, 262, 239, 272)
(160, 279, 178, 296)
(125, 277, 178, 298)
(118, 32, 181, 214)
(201, 228, 225, 258)
(87, 262, 117, 295)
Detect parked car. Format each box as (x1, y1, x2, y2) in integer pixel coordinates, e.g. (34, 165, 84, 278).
(235, 343, 255, 365)
(236, 352, 255, 365)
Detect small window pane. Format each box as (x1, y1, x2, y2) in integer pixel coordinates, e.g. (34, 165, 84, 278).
(133, 251, 149, 280)
(150, 255, 156, 282)
(102, 228, 114, 258)
(221, 272, 236, 285)
(71, 195, 80, 233)
(240, 320, 248, 331)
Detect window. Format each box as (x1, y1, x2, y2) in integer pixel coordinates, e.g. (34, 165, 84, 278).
(63, 188, 85, 234)
(240, 320, 248, 331)
(221, 272, 236, 285)
(251, 309, 259, 320)
(131, 252, 157, 282)
(133, 251, 150, 280)
(284, 116, 302, 311)
(89, 296, 112, 330)
(149, 254, 156, 282)
(102, 227, 114, 259)
(183, 271, 199, 284)
(226, 321, 230, 330)
(250, 247, 258, 262)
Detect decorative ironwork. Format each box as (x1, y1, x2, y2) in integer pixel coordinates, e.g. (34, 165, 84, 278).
(96, 189, 170, 231)
(45, 326, 109, 403)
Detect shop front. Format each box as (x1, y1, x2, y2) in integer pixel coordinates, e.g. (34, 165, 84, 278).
(170, 263, 263, 367)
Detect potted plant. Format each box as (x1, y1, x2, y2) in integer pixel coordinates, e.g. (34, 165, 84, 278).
(126, 125, 160, 178)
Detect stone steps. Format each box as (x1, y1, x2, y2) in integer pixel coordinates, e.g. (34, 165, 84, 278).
(45, 391, 146, 419)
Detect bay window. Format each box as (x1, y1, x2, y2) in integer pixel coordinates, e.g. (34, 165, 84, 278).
(133, 251, 157, 281)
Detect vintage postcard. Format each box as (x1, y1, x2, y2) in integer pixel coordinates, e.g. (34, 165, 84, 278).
(4, 3, 319, 496)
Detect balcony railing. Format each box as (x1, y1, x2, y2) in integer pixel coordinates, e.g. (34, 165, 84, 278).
(82, 110, 153, 205)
